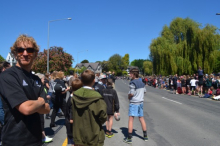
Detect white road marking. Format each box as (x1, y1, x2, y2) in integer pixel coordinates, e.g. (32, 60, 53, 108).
(162, 97, 182, 105)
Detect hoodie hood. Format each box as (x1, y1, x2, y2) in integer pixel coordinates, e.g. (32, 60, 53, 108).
(73, 87, 102, 109)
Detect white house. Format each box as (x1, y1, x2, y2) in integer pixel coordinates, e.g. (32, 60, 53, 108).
(6, 52, 16, 66)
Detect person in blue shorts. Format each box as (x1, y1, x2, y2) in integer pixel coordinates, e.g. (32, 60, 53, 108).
(123, 68, 148, 144)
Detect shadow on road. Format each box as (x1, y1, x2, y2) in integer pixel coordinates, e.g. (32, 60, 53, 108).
(102, 125, 118, 134)
(120, 127, 143, 139)
(55, 119, 65, 125)
(44, 119, 65, 136)
(44, 127, 54, 136)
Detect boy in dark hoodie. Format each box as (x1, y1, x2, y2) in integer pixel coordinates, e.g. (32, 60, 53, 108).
(103, 79, 120, 138)
(72, 70, 107, 146)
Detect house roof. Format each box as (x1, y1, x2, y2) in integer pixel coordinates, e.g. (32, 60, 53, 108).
(127, 66, 139, 69)
(75, 63, 100, 70)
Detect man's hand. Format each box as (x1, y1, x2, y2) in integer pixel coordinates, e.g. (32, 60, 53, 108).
(16, 97, 46, 115)
(62, 87, 70, 94)
(46, 95, 51, 99)
(37, 103, 50, 114)
(128, 94, 133, 100)
(70, 120, 73, 123)
(37, 97, 45, 105)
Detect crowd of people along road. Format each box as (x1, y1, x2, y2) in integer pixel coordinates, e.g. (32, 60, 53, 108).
(142, 68, 220, 100)
(0, 34, 148, 146)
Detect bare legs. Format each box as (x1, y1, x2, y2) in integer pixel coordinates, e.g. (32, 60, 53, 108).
(106, 115, 114, 132)
(128, 116, 147, 133)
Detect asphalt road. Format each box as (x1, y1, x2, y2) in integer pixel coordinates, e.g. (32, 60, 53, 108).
(44, 79, 220, 146)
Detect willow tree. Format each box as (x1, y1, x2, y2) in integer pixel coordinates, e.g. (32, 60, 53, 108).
(143, 60, 153, 75)
(149, 17, 220, 75)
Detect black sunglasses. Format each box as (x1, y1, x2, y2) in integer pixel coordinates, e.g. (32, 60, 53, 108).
(16, 47, 35, 54)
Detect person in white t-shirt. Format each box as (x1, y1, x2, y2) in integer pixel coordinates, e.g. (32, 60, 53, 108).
(190, 77, 198, 95)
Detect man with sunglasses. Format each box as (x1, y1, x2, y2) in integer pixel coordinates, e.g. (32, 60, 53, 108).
(0, 34, 50, 146)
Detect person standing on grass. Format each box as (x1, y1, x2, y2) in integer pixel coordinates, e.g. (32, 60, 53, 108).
(123, 68, 148, 144)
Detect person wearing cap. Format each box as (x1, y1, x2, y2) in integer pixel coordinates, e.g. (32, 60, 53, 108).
(123, 68, 148, 144)
(99, 74, 107, 88)
(93, 74, 105, 96)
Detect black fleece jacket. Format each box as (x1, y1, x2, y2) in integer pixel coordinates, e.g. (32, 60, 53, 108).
(103, 86, 120, 115)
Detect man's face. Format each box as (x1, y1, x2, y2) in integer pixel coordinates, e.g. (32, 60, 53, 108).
(130, 73, 135, 79)
(101, 78, 107, 84)
(41, 77, 45, 84)
(15, 41, 37, 68)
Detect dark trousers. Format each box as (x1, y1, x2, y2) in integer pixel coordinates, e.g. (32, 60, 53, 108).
(50, 98, 67, 125)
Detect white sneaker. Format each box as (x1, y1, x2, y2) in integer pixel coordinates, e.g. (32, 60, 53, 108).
(42, 136, 53, 143)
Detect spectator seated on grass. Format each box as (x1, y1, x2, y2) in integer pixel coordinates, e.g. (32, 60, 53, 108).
(202, 86, 214, 98)
(212, 85, 220, 100)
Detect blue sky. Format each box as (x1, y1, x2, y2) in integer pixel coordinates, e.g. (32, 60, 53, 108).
(1, 0, 220, 67)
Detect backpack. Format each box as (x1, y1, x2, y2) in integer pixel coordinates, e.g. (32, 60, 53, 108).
(177, 87, 182, 94)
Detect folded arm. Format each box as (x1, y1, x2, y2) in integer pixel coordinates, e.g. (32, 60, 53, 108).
(16, 97, 50, 115)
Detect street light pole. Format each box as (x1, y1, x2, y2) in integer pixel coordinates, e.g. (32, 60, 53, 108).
(216, 13, 220, 15)
(47, 18, 72, 73)
(76, 50, 88, 75)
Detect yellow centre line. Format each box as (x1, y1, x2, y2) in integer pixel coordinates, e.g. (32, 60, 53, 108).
(62, 138, 67, 146)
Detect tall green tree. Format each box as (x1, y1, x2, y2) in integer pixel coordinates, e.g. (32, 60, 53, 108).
(0, 55, 5, 62)
(150, 17, 220, 75)
(143, 60, 153, 75)
(108, 54, 123, 75)
(130, 59, 146, 73)
(96, 60, 109, 72)
(81, 59, 89, 63)
(32, 46, 73, 73)
(122, 54, 130, 69)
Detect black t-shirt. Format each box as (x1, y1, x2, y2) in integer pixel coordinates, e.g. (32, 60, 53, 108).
(0, 66, 46, 146)
(53, 78, 67, 99)
(173, 77, 177, 85)
(186, 78, 191, 86)
(181, 79, 186, 86)
(93, 82, 104, 96)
